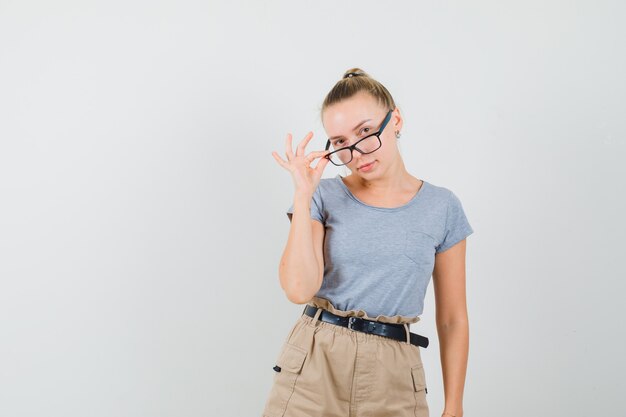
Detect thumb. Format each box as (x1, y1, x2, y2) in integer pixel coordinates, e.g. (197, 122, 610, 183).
(314, 153, 331, 172)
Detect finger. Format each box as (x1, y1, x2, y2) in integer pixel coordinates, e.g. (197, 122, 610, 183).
(314, 153, 331, 172)
(311, 150, 332, 156)
(296, 131, 313, 157)
(310, 149, 330, 162)
(305, 149, 332, 160)
(271, 151, 287, 167)
(285, 133, 295, 161)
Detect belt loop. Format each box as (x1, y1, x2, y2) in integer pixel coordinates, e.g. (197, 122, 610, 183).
(312, 306, 323, 327)
(404, 323, 410, 344)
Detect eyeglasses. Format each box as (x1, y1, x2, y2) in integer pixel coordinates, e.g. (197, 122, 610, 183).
(324, 109, 393, 166)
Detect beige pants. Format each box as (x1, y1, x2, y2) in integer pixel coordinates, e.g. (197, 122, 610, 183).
(262, 299, 429, 417)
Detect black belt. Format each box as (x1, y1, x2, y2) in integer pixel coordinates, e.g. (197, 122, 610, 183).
(303, 305, 429, 348)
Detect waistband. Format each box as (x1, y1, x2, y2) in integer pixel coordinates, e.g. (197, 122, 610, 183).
(303, 305, 429, 348)
(306, 296, 421, 325)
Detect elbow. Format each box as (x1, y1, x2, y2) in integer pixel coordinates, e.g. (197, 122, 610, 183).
(283, 280, 313, 304)
(282, 278, 320, 305)
(285, 291, 311, 305)
(279, 264, 322, 305)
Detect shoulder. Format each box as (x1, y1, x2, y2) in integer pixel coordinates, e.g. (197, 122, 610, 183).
(319, 176, 340, 187)
(421, 181, 471, 218)
(315, 176, 342, 195)
(421, 180, 455, 204)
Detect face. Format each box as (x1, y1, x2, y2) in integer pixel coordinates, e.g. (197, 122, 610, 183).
(322, 91, 403, 178)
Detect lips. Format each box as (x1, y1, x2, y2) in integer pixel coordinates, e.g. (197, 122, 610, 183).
(358, 161, 375, 170)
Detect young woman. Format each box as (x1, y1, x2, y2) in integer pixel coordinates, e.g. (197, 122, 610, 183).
(266, 68, 474, 417)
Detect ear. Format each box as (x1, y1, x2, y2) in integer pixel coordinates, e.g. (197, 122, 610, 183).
(392, 107, 403, 133)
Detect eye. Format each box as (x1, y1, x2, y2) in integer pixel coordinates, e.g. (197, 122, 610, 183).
(359, 127, 370, 135)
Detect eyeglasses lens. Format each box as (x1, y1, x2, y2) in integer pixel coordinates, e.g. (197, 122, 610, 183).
(329, 135, 380, 166)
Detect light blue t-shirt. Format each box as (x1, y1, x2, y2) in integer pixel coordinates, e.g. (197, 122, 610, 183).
(286, 174, 474, 320)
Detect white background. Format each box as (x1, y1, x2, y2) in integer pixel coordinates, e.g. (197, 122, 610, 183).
(1, 1, 624, 416)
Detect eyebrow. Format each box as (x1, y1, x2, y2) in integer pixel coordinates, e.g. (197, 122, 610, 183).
(329, 119, 372, 141)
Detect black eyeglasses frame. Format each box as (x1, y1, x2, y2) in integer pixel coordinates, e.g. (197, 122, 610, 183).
(324, 109, 394, 166)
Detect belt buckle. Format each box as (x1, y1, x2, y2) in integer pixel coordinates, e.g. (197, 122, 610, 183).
(347, 317, 378, 334)
(348, 316, 357, 330)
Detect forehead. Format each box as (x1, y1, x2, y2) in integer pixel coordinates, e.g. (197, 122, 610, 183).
(322, 92, 384, 135)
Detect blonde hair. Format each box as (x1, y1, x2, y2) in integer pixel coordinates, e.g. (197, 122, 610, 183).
(321, 68, 397, 118)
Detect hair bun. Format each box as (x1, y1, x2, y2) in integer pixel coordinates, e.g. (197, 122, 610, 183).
(343, 72, 362, 79)
(323, 68, 395, 117)
(342, 68, 368, 79)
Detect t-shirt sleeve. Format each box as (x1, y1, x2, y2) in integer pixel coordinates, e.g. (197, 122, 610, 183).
(286, 185, 324, 224)
(435, 190, 474, 253)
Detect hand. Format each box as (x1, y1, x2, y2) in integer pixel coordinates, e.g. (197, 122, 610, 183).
(271, 131, 331, 197)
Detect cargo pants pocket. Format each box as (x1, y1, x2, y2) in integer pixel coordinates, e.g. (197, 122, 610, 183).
(411, 363, 430, 417)
(262, 343, 308, 417)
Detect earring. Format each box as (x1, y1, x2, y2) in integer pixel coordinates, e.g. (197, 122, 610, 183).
(395, 131, 401, 139)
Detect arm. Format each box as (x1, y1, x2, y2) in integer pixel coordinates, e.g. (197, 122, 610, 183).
(279, 192, 325, 304)
(432, 238, 469, 417)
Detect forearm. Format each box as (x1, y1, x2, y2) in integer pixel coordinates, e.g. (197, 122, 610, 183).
(279, 193, 320, 303)
(436, 319, 469, 417)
